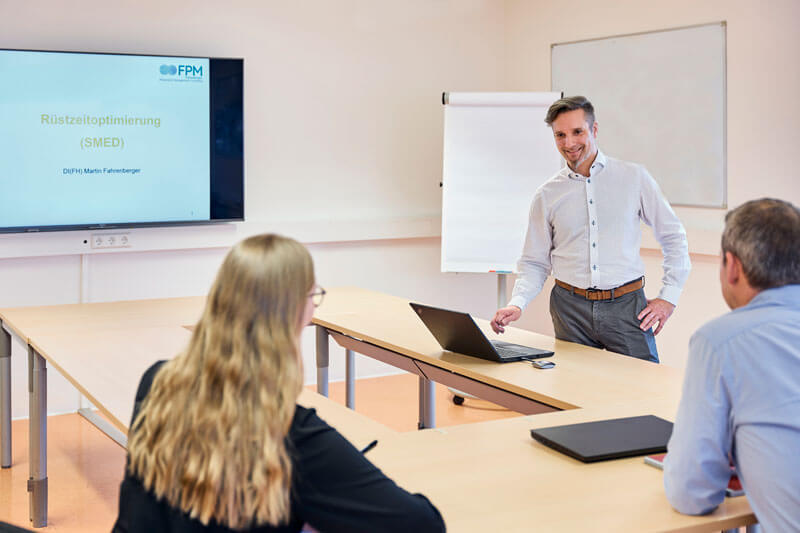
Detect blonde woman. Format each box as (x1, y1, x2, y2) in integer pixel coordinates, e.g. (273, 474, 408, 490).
(113, 234, 445, 533)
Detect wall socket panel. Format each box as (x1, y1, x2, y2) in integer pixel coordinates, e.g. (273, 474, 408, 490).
(91, 233, 132, 249)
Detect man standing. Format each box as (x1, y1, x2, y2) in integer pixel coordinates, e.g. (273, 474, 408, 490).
(491, 96, 690, 362)
(664, 198, 800, 531)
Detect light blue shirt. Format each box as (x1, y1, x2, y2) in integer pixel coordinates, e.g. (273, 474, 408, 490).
(508, 151, 690, 310)
(664, 284, 800, 532)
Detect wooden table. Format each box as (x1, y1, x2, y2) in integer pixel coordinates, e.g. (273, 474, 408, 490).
(0, 288, 757, 531)
(369, 400, 755, 532)
(0, 296, 391, 527)
(313, 287, 685, 424)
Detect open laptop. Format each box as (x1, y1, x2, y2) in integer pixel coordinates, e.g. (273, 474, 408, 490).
(530, 415, 673, 463)
(409, 302, 553, 362)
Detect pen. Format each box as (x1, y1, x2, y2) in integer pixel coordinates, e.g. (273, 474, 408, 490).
(360, 439, 378, 454)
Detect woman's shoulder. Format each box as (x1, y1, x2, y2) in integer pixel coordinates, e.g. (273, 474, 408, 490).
(136, 361, 168, 397)
(289, 405, 331, 439)
(130, 360, 168, 425)
(287, 404, 353, 455)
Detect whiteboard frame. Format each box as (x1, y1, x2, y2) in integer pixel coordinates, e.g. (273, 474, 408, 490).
(550, 21, 728, 209)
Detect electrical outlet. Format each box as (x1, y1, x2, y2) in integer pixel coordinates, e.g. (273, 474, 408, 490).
(91, 233, 132, 249)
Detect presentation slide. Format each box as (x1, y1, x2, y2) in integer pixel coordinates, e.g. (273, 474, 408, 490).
(0, 50, 210, 229)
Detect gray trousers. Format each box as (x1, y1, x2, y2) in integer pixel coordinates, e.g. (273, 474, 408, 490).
(549, 284, 659, 363)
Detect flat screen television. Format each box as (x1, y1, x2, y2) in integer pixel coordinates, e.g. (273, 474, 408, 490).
(0, 49, 244, 233)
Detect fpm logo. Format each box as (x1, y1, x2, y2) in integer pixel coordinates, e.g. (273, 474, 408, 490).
(159, 64, 203, 78)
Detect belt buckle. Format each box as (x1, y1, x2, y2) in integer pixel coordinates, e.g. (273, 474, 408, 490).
(585, 288, 601, 301)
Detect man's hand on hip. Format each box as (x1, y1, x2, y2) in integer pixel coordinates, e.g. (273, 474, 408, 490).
(637, 298, 675, 335)
(491, 306, 522, 334)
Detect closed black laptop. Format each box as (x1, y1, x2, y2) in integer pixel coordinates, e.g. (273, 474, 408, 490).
(530, 415, 673, 463)
(409, 302, 553, 362)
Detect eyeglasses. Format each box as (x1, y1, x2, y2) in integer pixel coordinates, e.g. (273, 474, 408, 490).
(309, 286, 326, 307)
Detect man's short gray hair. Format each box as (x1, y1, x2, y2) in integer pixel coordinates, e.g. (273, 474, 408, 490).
(721, 198, 800, 289)
(545, 96, 596, 127)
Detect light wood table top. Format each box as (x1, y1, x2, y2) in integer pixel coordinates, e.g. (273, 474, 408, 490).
(25, 325, 193, 434)
(0, 296, 205, 340)
(2, 287, 684, 413)
(314, 287, 684, 410)
(4, 321, 393, 449)
(369, 400, 754, 532)
(313, 287, 755, 531)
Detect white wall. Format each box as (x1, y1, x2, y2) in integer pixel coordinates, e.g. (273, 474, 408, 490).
(2, 0, 505, 239)
(504, 0, 800, 371)
(0, 0, 506, 417)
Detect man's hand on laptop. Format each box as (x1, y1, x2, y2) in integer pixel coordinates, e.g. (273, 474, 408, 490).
(491, 306, 522, 333)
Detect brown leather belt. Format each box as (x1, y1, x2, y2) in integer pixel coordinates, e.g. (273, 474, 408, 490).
(555, 277, 644, 301)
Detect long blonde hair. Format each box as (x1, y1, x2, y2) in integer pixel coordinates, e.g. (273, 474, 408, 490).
(127, 234, 313, 528)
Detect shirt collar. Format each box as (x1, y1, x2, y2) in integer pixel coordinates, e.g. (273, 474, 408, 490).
(593, 150, 607, 169)
(563, 150, 606, 181)
(743, 284, 800, 310)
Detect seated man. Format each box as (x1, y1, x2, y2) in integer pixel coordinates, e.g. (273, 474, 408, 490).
(664, 198, 800, 531)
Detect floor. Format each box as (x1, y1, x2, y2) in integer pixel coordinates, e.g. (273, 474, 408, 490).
(0, 373, 519, 531)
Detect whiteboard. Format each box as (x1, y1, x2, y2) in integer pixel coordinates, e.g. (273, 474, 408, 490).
(441, 92, 562, 273)
(552, 22, 726, 207)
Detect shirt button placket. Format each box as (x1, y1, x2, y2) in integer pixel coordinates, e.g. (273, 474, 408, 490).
(587, 176, 598, 286)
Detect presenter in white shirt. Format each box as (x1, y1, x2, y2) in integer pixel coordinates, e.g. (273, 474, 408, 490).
(491, 96, 691, 362)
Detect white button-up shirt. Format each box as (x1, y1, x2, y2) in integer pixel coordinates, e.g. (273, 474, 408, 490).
(508, 151, 690, 309)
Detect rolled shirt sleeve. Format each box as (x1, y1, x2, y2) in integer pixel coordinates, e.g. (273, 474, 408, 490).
(639, 169, 691, 306)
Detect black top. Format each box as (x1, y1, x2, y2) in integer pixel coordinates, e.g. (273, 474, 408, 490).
(113, 362, 446, 533)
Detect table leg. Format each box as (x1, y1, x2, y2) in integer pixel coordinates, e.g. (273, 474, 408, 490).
(315, 326, 329, 397)
(1, 322, 11, 468)
(418, 376, 436, 429)
(77, 408, 128, 448)
(28, 346, 47, 527)
(345, 349, 355, 409)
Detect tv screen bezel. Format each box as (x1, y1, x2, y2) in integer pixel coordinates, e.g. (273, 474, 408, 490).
(0, 48, 244, 234)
